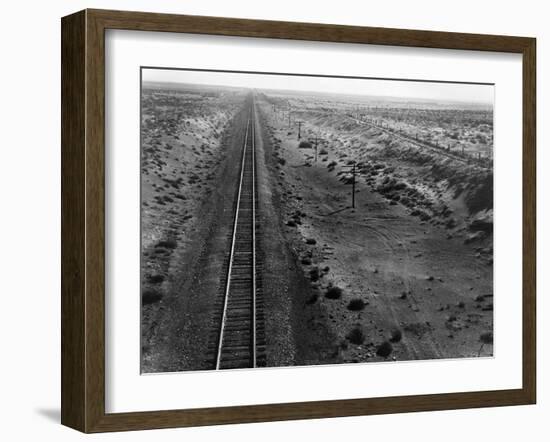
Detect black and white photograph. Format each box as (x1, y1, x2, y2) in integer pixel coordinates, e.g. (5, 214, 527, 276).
(140, 68, 494, 373)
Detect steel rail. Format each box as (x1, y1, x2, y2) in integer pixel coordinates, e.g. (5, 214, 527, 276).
(215, 116, 251, 370)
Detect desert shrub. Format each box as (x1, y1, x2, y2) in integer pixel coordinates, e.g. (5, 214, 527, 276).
(301, 257, 312, 265)
(305, 238, 317, 245)
(393, 181, 407, 191)
(325, 286, 343, 299)
(476, 133, 487, 144)
(389, 329, 402, 343)
(480, 331, 493, 344)
(376, 341, 393, 358)
(298, 141, 312, 149)
(309, 267, 320, 282)
(411, 209, 431, 221)
(445, 218, 457, 229)
(346, 327, 365, 345)
(142, 289, 163, 305)
(400, 196, 411, 206)
(286, 220, 297, 227)
(156, 239, 177, 249)
(319, 148, 328, 155)
(305, 293, 318, 305)
(404, 322, 432, 338)
(147, 274, 165, 284)
(277, 157, 286, 166)
(347, 298, 366, 311)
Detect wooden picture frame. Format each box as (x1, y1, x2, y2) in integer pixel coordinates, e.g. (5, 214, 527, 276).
(61, 8, 536, 433)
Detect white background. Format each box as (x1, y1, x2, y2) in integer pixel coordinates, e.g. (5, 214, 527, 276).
(0, 0, 547, 440)
(106, 31, 522, 413)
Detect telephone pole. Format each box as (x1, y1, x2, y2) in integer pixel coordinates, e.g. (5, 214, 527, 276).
(342, 161, 357, 208)
(297, 121, 303, 140)
(287, 103, 291, 128)
(311, 133, 324, 162)
(315, 137, 318, 162)
(351, 162, 356, 208)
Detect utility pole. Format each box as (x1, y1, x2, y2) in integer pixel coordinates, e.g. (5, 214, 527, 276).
(311, 132, 324, 162)
(342, 161, 357, 208)
(315, 137, 318, 162)
(352, 162, 356, 209)
(288, 103, 291, 128)
(297, 121, 303, 140)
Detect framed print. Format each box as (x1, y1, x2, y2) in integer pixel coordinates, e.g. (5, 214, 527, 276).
(61, 9, 536, 433)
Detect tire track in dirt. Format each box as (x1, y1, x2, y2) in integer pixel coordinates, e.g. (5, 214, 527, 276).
(360, 222, 443, 359)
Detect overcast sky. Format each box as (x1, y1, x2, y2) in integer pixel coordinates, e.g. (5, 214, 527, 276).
(142, 68, 494, 105)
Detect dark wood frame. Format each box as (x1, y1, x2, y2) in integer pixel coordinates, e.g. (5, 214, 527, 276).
(61, 8, 536, 433)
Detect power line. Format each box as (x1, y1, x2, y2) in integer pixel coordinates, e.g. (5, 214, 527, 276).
(297, 121, 303, 140)
(341, 161, 357, 208)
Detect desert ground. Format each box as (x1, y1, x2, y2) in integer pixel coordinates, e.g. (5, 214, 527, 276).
(141, 83, 493, 372)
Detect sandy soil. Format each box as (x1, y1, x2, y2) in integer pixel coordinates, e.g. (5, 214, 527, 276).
(257, 95, 493, 363)
(255, 104, 342, 368)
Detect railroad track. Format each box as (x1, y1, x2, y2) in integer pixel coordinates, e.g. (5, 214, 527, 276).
(209, 99, 265, 370)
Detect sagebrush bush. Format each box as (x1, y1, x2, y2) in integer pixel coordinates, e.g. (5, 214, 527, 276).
(147, 274, 165, 284)
(480, 331, 493, 344)
(325, 286, 343, 300)
(156, 239, 177, 249)
(142, 289, 163, 305)
(309, 267, 320, 282)
(347, 298, 366, 311)
(376, 341, 393, 358)
(346, 327, 365, 345)
(389, 329, 402, 343)
(305, 293, 318, 305)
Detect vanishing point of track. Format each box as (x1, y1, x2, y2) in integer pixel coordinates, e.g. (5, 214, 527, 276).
(212, 98, 265, 370)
